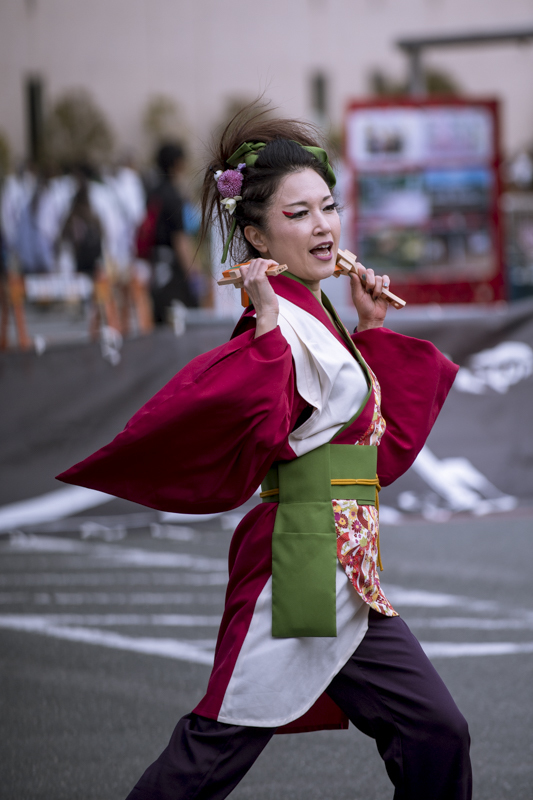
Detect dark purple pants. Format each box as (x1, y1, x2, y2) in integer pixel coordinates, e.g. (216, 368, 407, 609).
(126, 610, 472, 800)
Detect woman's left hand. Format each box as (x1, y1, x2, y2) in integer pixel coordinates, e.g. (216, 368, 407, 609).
(349, 266, 390, 331)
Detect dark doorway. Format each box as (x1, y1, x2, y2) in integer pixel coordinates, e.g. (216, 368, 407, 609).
(311, 72, 328, 120)
(26, 76, 44, 163)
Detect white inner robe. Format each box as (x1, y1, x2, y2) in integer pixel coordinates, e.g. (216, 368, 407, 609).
(217, 296, 371, 726)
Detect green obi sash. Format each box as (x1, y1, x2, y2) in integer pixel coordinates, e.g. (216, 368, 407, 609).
(259, 282, 381, 638)
(261, 443, 379, 638)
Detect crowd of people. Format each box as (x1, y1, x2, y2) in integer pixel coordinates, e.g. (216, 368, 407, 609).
(0, 144, 202, 340)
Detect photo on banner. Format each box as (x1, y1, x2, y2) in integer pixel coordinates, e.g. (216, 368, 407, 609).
(344, 100, 504, 304)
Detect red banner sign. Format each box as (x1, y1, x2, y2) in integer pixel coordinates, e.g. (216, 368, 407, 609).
(343, 98, 505, 304)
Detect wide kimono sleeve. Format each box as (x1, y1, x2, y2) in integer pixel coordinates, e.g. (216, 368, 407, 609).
(352, 326, 459, 486)
(57, 326, 299, 513)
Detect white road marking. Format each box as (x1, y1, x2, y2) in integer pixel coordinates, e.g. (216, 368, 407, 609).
(27, 512, 157, 533)
(22, 623, 216, 665)
(0, 592, 225, 605)
(408, 616, 533, 630)
(160, 510, 224, 524)
(0, 572, 229, 587)
(151, 523, 195, 541)
(0, 490, 238, 534)
(0, 613, 221, 627)
(385, 585, 499, 612)
(2, 610, 532, 662)
(376, 505, 403, 524)
(1, 534, 227, 571)
(3, 532, 532, 664)
(0, 487, 114, 532)
(400, 445, 517, 519)
(421, 642, 533, 658)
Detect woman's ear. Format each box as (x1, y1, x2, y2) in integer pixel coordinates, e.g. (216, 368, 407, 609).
(244, 225, 269, 255)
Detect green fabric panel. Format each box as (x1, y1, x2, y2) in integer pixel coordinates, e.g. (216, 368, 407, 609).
(329, 444, 377, 504)
(272, 452, 336, 637)
(261, 464, 279, 494)
(261, 444, 378, 505)
(273, 501, 335, 536)
(272, 532, 337, 638)
(330, 484, 376, 503)
(268, 443, 379, 638)
(330, 443, 377, 476)
(278, 447, 331, 504)
(258, 286, 381, 638)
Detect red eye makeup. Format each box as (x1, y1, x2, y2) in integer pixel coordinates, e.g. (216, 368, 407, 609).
(282, 211, 296, 218)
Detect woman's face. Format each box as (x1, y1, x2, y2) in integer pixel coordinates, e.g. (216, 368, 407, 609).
(245, 168, 340, 288)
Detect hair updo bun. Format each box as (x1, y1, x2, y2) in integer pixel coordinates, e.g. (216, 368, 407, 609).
(200, 103, 336, 264)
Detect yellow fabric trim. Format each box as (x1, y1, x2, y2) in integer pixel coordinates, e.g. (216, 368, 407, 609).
(259, 477, 384, 571)
(259, 487, 280, 498)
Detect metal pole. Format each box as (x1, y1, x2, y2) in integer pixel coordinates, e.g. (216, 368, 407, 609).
(397, 28, 533, 94)
(408, 46, 426, 97)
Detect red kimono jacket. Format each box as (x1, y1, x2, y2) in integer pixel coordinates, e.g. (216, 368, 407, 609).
(58, 274, 458, 733)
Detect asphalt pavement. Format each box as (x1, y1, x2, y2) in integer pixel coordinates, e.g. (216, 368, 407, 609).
(1, 306, 532, 799)
(1, 495, 532, 800)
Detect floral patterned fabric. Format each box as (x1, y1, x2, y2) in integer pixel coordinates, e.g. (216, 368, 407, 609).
(333, 360, 397, 618)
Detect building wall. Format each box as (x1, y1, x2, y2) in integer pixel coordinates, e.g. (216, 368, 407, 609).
(1, 0, 533, 164)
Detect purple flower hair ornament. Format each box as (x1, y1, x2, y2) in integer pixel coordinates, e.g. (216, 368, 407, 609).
(214, 163, 246, 215)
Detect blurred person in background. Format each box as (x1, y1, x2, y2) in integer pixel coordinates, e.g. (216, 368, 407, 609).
(0, 162, 36, 271)
(0, 224, 7, 347)
(144, 142, 199, 322)
(59, 178, 103, 278)
(104, 155, 146, 332)
(58, 177, 104, 338)
(13, 169, 56, 274)
(1, 163, 68, 275)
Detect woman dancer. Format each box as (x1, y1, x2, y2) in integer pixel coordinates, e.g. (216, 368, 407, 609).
(58, 109, 472, 800)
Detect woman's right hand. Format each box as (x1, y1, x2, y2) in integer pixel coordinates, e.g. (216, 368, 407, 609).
(240, 258, 280, 338)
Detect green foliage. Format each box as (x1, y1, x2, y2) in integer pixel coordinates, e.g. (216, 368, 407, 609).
(0, 130, 11, 176)
(142, 95, 180, 143)
(425, 69, 462, 96)
(369, 68, 461, 97)
(45, 89, 114, 166)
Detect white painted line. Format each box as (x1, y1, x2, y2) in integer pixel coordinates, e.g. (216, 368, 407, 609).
(377, 505, 403, 524)
(0, 488, 241, 534)
(385, 585, 499, 613)
(27, 511, 157, 533)
(421, 641, 533, 658)
(0, 591, 225, 605)
(0, 571, 229, 587)
(1, 535, 227, 571)
(44, 625, 215, 664)
(408, 616, 533, 630)
(159, 511, 224, 524)
(0, 487, 114, 532)
(0, 613, 221, 627)
(0, 614, 216, 664)
(151, 523, 195, 541)
(2, 610, 532, 662)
